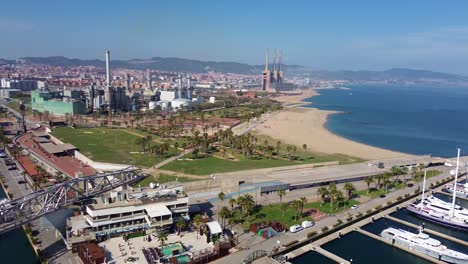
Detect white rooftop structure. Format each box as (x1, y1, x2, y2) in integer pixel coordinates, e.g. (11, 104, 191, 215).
(206, 221, 222, 235)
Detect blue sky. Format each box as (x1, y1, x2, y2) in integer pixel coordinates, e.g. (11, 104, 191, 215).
(2, 0, 468, 74)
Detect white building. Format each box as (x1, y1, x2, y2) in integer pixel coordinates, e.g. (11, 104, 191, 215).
(66, 184, 189, 247)
(1, 78, 38, 91)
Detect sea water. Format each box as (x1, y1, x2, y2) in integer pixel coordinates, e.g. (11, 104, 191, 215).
(304, 85, 468, 157)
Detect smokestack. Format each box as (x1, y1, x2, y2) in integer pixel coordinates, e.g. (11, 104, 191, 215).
(279, 49, 282, 72)
(105, 50, 111, 87)
(265, 48, 269, 71)
(273, 48, 276, 72)
(177, 75, 183, 98)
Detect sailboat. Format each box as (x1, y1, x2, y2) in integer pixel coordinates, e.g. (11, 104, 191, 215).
(407, 148, 468, 230)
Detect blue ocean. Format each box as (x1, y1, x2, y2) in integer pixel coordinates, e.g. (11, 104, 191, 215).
(304, 85, 468, 158)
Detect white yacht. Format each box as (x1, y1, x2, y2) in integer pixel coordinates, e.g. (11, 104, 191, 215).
(445, 182, 468, 199)
(381, 227, 468, 264)
(407, 149, 468, 230)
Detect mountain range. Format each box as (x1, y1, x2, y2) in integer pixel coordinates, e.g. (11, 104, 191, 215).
(1, 56, 467, 83)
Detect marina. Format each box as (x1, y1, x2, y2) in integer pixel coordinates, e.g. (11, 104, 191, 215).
(286, 178, 468, 264)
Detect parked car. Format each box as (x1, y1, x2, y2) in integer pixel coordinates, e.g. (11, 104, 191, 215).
(0, 152, 6, 158)
(351, 205, 359, 210)
(8, 165, 17, 170)
(17, 180, 25, 184)
(289, 224, 303, 233)
(301, 220, 314, 229)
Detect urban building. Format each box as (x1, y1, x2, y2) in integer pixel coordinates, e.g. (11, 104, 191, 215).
(1, 78, 39, 91)
(0, 88, 22, 98)
(31, 90, 87, 115)
(65, 184, 189, 247)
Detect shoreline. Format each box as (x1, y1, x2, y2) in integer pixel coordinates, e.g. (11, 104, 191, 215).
(260, 89, 409, 160)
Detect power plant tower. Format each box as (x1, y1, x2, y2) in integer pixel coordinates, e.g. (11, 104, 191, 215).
(177, 76, 183, 98)
(278, 49, 284, 83)
(273, 48, 278, 82)
(262, 48, 271, 91)
(146, 70, 152, 89)
(105, 50, 111, 87)
(105, 50, 112, 109)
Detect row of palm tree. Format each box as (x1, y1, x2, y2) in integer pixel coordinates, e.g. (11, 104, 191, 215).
(317, 183, 346, 211)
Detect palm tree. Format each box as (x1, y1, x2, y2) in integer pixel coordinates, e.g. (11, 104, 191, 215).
(174, 142, 179, 155)
(293, 200, 302, 221)
(302, 144, 307, 151)
(228, 198, 236, 211)
(376, 174, 385, 189)
(343, 183, 356, 200)
(157, 232, 168, 248)
(280, 203, 288, 217)
(193, 214, 202, 227)
(277, 189, 286, 203)
(299, 197, 307, 218)
(391, 166, 401, 183)
(317, 186, 329, 206)
(176, 219, 186, 236)
(275, 141, 281, 155)
(364, 176, 374, 194)
(219, 206, 230, 230)
(217, 192, 225, 210)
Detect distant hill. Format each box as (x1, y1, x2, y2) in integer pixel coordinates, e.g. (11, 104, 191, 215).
(5, 56, 467, 83)
(304, 68, 468, 82)
(16, 56, 303, 75)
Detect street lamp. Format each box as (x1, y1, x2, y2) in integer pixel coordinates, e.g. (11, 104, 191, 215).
(210, 174, 215, 192)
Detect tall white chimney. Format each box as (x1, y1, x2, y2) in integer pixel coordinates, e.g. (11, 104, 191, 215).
(105, 50, 111, 87)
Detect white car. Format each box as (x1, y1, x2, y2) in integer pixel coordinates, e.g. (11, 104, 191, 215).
(351, 205, 359, 210)
(301, 220, 314, 229)
(289, 224, 303, 233)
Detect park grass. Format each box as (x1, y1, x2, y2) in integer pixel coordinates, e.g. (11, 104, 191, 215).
(135, 173, 201, 187)
(233, 199, 359, 229)
(161, 146, 362, 175)
(161, 154, 297, 175)
(6, 100, 32, 115)
(51, 127, 175, 168)
(252, 133, 364, 165)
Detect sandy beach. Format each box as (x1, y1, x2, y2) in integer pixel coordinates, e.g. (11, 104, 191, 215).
(255, 89, 408, 160)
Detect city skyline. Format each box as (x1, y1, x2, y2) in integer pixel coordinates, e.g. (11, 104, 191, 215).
(1, 1, 468, 74)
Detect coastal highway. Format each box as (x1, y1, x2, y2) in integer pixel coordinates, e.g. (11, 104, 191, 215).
(211, 155, 437, 188)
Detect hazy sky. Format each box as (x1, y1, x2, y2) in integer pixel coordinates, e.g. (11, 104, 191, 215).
(2, 0, 468, 74)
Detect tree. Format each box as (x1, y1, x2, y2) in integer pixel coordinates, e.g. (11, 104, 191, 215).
(317, 186, 329, 206)
(277, 189, 286, 203)
(228, 198, 236, 211)
(193, 214, 202, 228)
(364, 176, 374, 194)
(219, 206, 230, 230)
(391, 166, 401, 183)
(275, 141, 281, 155)
(174, 142, 179, 155)
(299, 197, 307, 218)
(293, 200, 302, 221)
(344, 183, 356, 200)
(157, 232, 168, 248)
(176, 219, 186, 236)
(217, 192, 225, 210)
(280, 203, 288, 217)
(302, 144, 307, 151)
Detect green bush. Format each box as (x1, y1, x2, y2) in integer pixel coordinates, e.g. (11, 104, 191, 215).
(283, 240, 298, 247)
(386, 200, 392, 205)
(356, 212, 363, 217)
(307, 231, 317, 238)
(321, 226, 329, 232)
(366, 209, 372, 214)
(375, 205, 382, 210)
(396, 196, 403, 201)
(333, 219, 343, 227)
(404, 193, 410, 198)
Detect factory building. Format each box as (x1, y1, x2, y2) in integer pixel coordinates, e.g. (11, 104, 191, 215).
(31, 90, 87, 115)
(261, 49, 294, 92)
(148, 75, 198, 111)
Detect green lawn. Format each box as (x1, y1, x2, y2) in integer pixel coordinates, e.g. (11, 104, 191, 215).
(161, 149, 362, 175)
(135, 173, 201, 187)
(161, 154, 297, 175)
(233, 199, 359, 229)
(51, 127, 175, 168)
